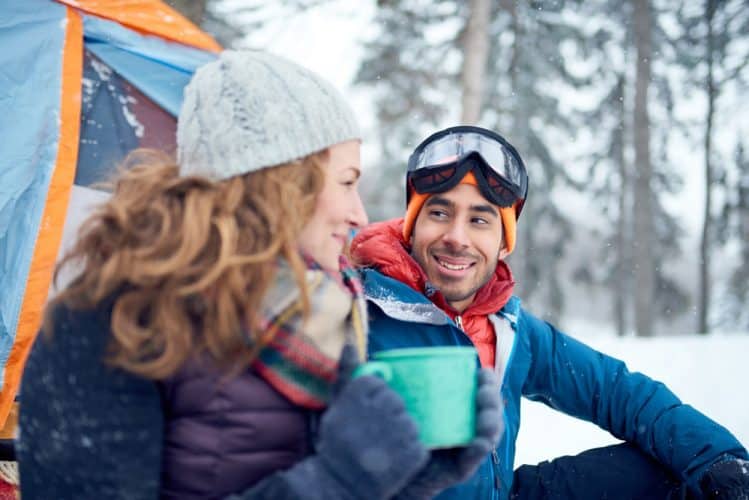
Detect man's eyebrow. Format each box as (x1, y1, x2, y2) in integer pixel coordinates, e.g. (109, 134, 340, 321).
(424, 196, 454, 209)
(471, 204, 498, 217)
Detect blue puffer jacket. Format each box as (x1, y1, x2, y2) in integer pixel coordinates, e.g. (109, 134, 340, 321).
(361, 267, 749, 500)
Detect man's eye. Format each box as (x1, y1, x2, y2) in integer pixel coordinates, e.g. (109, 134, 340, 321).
(472, 217, 489, 225)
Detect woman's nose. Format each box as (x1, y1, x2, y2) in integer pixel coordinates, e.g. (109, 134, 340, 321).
(347, 191, 369, 228)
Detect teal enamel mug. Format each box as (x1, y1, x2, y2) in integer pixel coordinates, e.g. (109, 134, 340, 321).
(354, 346, 478, 449)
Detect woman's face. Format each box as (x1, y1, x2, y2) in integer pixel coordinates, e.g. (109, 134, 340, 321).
(299, 140, 368, 271)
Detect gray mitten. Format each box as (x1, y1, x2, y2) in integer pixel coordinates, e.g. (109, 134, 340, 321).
(395, 368, 504, 500)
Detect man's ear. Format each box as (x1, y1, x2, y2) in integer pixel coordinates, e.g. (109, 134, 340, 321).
(498, 238, 509, 260)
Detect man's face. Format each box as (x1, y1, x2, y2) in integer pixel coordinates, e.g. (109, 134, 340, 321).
(410, 183, 506, 312)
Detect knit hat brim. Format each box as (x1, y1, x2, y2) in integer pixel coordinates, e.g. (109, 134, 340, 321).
(402, 171, 518, 256)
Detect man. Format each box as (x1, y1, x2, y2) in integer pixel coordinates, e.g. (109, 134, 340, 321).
(351, 125, 749, 499)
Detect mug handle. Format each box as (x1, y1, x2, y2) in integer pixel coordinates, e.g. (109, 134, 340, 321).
(353, 361, 392, 382)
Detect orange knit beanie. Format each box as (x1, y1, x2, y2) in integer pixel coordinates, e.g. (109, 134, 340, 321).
(402, 171, 518, 256)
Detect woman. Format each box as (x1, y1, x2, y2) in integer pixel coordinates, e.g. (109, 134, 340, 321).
(18, 51, 502, 499)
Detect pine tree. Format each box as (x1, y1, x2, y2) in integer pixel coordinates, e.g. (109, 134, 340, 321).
(673, 0, 749, 333)
(539, 0, 688, 335)
(728, 143, 749, 330)
(481, 0, 591, 319)
(570, 0, 634, 336)
(355, 0, 462, 221)
(714, 142, 749, 331)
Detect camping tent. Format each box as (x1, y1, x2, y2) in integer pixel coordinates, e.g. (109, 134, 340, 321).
(0, 0, 221, 429)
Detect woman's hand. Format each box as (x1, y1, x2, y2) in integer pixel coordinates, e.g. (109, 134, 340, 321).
(314, 344, 430, 498)
(230, 345, 429, 500)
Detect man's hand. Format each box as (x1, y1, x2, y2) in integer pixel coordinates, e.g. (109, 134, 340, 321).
(699, 458, 749, 499)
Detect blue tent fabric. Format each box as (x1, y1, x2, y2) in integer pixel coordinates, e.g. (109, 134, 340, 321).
(0, 2, 217, 390)
(83, 15, 216, 116)
(0, 0, 68, 381)
(76, 51, 141, 187)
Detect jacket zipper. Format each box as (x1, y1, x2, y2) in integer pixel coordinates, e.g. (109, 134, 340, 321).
(454, 310, 502, 491)
(456, 313, 501, 489)
(491, 449, 502, 490)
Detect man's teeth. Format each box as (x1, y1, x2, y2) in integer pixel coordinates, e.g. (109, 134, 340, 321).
(438, 259, 469, 271)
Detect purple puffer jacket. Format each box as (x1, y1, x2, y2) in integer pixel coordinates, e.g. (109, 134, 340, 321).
(158, 358, 316, 499)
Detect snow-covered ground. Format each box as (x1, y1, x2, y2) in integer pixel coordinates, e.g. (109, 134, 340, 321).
(515, 332, 749, 467)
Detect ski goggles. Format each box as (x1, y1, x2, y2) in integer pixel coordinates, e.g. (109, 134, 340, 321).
(407, 126, 528, 217)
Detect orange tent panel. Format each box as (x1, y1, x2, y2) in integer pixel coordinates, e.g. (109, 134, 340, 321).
(0, 7, 84, 429)
(54, 0, 221, 53)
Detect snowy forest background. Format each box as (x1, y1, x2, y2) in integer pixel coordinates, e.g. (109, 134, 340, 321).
(168, 0, 749, 338)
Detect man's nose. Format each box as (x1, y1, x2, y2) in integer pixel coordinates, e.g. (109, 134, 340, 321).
(441, 220, 469, 248)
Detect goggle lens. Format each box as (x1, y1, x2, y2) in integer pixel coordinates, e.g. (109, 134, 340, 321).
(409, 165, 458, 194)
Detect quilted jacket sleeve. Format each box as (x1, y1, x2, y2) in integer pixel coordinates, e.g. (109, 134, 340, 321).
(17, 303, 164, 500)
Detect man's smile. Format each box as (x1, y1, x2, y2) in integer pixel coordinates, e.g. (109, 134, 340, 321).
(432, 254, 476, 277)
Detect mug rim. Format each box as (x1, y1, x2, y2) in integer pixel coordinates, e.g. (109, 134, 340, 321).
(372, 345, 477, 360)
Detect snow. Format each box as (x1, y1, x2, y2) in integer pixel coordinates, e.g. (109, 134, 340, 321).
(515, 332, 749, 467)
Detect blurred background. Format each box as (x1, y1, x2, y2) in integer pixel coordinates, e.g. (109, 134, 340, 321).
(168, 0, 749, 339)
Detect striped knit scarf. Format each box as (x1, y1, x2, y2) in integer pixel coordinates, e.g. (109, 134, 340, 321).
(251, 255, 367, 409)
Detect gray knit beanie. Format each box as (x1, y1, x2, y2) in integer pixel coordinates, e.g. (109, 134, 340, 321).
(177, 50, 360, 180)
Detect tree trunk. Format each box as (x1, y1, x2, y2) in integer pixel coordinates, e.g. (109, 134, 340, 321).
(614, 75, 629, 337)
(699, 0, 716, 334)
(165, 0, 208, 26)
(461, 0, 491, 124)
(632, 0, 655, 336)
